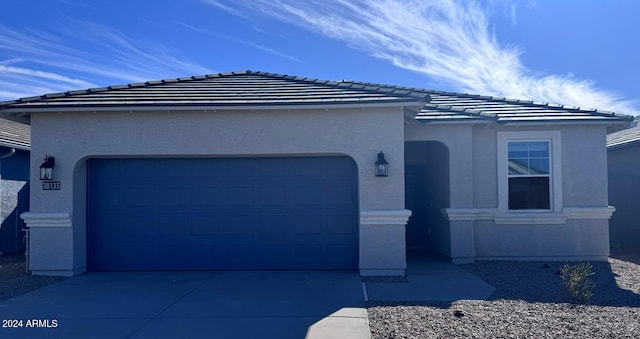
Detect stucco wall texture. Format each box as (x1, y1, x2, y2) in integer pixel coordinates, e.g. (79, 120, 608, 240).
(23, 106, 615, 276)
(26, 107, 410, 276)
(405, 123, 612, 262)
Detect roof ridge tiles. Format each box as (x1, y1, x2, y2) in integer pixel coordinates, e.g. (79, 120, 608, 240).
(517, 99, 534, 104)
(43, 92, 67, 99)
(20, 95, 43, 102)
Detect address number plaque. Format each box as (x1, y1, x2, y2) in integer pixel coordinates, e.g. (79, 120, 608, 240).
(42, 181, 61, 190)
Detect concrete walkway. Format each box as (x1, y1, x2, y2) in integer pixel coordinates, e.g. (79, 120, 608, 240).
(0, 271, 370, 339)
(0, 255, 496, 338)
(365, 254, 496, 302)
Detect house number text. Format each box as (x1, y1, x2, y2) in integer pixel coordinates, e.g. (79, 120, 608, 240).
(42, 181, 61, 190)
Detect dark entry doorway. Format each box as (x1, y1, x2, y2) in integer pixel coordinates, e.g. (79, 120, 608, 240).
(405, 163, 429, 248)
(404, 141, 450, 255)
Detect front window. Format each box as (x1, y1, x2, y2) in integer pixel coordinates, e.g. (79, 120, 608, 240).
(507, 141, 551, 210)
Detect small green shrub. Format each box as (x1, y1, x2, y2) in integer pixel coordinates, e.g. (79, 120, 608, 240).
(559, 262, 595, 303)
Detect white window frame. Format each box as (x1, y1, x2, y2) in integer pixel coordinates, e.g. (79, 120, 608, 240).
(497, 131, 562, 213)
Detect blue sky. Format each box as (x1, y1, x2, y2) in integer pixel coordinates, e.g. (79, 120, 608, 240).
(1, 0, 638, 115)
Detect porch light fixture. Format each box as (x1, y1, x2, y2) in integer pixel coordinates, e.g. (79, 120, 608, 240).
(375, 151, 389, 177)
(39, 155, 55, 180)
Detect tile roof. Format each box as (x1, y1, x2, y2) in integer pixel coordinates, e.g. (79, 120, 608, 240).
(0, 70, 632, 125)
(338, 80, 632, 123)
(0, 71, 429, 112)
(0, 118, 30, 150)
(607, 125, 640, 149)
(413, 90, 628, 123)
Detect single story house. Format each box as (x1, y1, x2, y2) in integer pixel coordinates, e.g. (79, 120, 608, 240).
(607, 121, 640, 248)
(0, 71, 631, 276)
(0, 118, 30, 254)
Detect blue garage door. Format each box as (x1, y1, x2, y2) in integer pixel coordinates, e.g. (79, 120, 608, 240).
(87, 157, 358, 271)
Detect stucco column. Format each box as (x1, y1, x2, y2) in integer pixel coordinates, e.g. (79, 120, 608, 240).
(442, 209, 477, 263)
(445, 127, 476, 263)
(359, 209, 412, 276)
(21, 212, 79, 276)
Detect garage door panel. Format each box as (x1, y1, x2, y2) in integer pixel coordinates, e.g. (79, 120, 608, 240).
(190, 216, 220, 234)
(156, 216, 190, 235)
(87, 157, 357, 271)
(292, 158, 324, 176)
(157, 187, 191, 206)
(325, 244, 356, 264)
(192, 187, 224, 206)
(294, 185, 325, 205)
(226, 186, 258, 206)
(327, 215, 355, 234)
(223, 245, 258, 264)
(94, 185, 123, 206)
(259, 244, 295, 265)
(294, 215, 325, 234)
(259, 186, 288, 206)
(258, 215, 288, 234)
(127, 216, 158, 236)
(124, 187, 157, 207)
(292, 244, 327, 264)
(327, 185, 356, 205)
(95, 238, 157, 266)
(223, 215, 257, 234)
(92, 216, 122, 236)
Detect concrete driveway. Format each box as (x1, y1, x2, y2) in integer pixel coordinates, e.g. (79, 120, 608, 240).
(0, 271, 370, 339)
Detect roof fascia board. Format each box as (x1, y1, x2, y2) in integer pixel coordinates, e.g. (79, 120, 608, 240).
(0, 100, 427, 115)
(0, 141, 30, 151)
(607, 140, 640, 150)
(414, 118, 629, 126)
(414, 119, 492, 125)
(494, 119, 631, 126)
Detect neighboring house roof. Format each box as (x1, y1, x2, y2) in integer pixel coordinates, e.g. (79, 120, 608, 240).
(0, 118, 30, 150)
(0, 70, 632, 125)
(607, 125, 640, 149)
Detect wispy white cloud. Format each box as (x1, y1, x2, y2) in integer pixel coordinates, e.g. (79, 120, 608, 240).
(0, 23, 212, 101)
(0, 64, 95, 88)
(206, 0, 637, 115)
(199, 0, 252, 20)
(179, 22, 301, 63)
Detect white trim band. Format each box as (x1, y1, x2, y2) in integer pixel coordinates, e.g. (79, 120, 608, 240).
(360, 209, 412, 225)
(444, 206, 615, 224)
(563, 207, 616, 219)
(21, 212, 72, 228)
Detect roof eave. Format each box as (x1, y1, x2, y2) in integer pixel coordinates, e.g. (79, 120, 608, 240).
(607, 140, 640, 150)
(493, 118, 632, 126)
(0, 100, 427, 115)
(414, 116, 630, 125)
(413, 118, 493, 125)
(0, 140, 30, 151)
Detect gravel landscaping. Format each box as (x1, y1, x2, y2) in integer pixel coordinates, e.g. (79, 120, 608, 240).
(0, 252, 66, 302)
(368, 255, 640, 338)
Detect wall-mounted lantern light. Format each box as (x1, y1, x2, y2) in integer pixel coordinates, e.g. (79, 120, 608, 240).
(39, 155, 55, 180)
(375, 151, 388, 177)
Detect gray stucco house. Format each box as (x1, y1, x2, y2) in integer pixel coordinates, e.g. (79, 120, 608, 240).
(0, 118, 30, 254)
(607, 122, 640, 249)
(0, 71, 631, 276)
